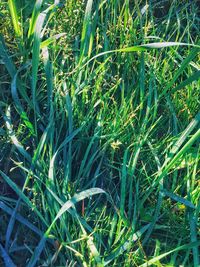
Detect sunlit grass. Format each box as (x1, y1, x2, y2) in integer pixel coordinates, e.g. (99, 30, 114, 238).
(0, 0, 199, 266)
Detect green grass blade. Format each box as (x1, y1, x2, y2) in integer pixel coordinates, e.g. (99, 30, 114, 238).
(120, 148, 128, 216)
(42, 47, 53, 117)
(80, 0, 93, 60)
(48, 127, 81, 180)
(52, 188, 106, 226)
(74, 42, 199, 75)
(8, 0, 22, 37)
(162, 127, 200, 177)
(0, 35, 16, 78)
(4, 106, 32, 162)
(27, 188, 106, 267)
(0, 201, 45, 238)
(141, 112, 200, 209)
(87, 235, 104, 267)
(170, 70, 200, 95)
(0, 170, 47, 226)
(187, 147, 200, 267)
(27, 235, 47, 267)
(77, 135, 97, 182)
(139, 241, 200, 267)
(31, 12, 46, 116)
(11, 63, 35, 136)
(28, 0, 43, 39)
(104, 224, 150, 266)
(64, 83, 73, 182)
(162, 112, 200, 170)
(163, 189, 196, 209)
(160, 46, 200, 97)
(5, 199, 20, 250)
(0, 242, 16, 267)
(40, 33, 66, 48)
(142, 42, 200, 49)
(188, 210, 200, 267)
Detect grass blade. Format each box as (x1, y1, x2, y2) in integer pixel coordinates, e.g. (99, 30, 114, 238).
(170, 70, 200, 95)
(4, 106, 32, 162)
(160, 46, 200, 97)
(31, 12, 46, 116)
(80, 0, 93, 60)
(120, 149, 128, 216)
(162, 189, 196, 209)
(73, 42, 199, 75)
(27, 188, 107, 267)
(104, 224, 150, 266)
(0, 35, 16, 78)
(139, 241, 200, 267)
(11, 63, 35, 136)
(0, 242, 16, 267)
(40, 33, 66, 48)
(5, 199, 20, 250)
(7, 0, 22, 37)
(0, 170, 47, 226)
(0, 201, 45, 238)
(28, 0, 43, 39)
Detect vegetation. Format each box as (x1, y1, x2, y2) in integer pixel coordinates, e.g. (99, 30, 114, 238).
(0, 0, 199, 266)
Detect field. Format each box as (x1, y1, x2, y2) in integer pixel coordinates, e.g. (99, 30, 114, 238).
(0, 0, 200, 266)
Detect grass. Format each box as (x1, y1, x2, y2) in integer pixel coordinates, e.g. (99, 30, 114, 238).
(0, 0, 200, 266)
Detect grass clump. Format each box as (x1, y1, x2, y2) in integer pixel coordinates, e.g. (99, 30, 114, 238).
(0, 0, 200, 266)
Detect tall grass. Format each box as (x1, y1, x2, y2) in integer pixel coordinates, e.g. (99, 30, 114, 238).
(0, 0, 200, 266)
